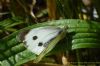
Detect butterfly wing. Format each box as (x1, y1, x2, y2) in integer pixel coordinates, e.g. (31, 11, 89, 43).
(24, 26, 62, 55)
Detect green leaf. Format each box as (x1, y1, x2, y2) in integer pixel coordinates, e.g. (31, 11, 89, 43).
(0, 50, 37, 66)
(0, 19, 100, 66)
(72, 43, 100, 49)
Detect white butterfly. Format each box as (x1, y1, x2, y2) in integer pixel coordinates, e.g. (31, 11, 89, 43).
(17, 26, 63, 55)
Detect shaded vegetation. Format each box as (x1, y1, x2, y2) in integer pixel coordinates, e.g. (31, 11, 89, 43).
(0, 0, 100, 66)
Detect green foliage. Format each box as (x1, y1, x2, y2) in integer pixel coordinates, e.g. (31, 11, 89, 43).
(0, 0, 100, 66)
(0, 19, 100, 66)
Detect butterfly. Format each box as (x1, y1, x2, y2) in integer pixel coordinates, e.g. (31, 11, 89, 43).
(17, 26, 66, 62)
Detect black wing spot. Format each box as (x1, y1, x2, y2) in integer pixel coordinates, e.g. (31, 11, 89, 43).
(33, 36, 38, 40)
(38, 42, 43, 46)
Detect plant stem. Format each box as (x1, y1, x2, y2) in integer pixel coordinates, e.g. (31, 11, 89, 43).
(76, 49, 81, 66)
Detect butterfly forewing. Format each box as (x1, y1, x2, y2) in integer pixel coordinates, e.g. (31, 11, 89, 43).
(23, 26, 62, 55)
